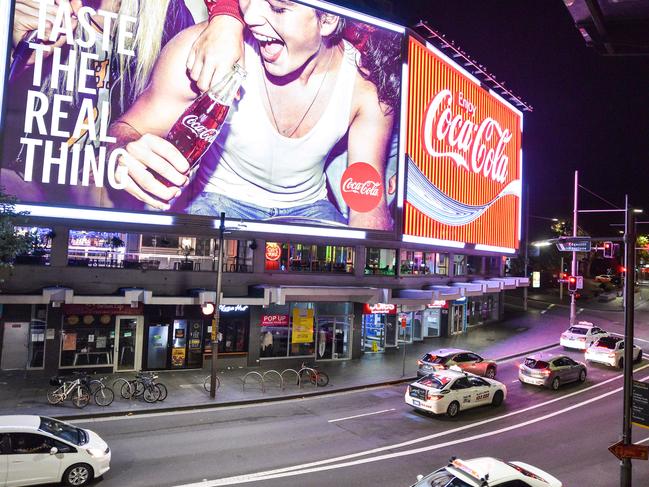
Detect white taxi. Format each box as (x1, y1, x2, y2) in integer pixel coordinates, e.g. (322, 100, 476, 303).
(560, 321, 608, 350)
(0, 415, 110, 487)
(585, 336, 643, 368)
(404, 368, 507, 418)
(411, 457, 562, 487)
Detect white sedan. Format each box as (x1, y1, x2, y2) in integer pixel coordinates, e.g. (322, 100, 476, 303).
(560, 321, 609, 350)
(405, 368, 507, 418)
(585, 336, 643, 368)
(0, 415, 110, 487)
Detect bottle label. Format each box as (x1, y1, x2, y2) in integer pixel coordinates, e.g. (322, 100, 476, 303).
(181, 115, 218, 142)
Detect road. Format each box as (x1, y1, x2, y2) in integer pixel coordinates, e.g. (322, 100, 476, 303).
(73, 303, 649, 487)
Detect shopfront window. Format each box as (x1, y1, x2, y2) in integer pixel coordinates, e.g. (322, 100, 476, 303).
(467, 256, 482, 275)
(486, 257, 502, 276)
(453, 254, 467, 276)
(67, 230, 253, 272)
(60, 314, 115, 368)
(265, 242, 355, 274)
(259, 302, 352, 360)
(399, 250, 449, 276)
(14, 227, 53, 266)
(365, 248, 396, 275)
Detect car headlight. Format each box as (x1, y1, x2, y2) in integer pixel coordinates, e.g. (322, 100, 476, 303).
(86, 447, 106, 457)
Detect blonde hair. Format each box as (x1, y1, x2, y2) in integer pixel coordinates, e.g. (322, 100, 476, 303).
(44, 0, 171, 110)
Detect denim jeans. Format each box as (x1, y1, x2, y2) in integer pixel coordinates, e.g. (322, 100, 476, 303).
(189, 192, 347, 225)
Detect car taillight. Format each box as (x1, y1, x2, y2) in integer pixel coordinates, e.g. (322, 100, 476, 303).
(577, 337, 586, 342)
(519, 364, 525, 371)
(561, 333, 567, 339)
(608, 352, 616, 357)
(417, 360, 423, 366)
(541, 369, 551, 376)
(426, 391, 443, 401)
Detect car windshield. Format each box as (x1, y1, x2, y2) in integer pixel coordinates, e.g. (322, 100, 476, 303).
(595, 337, 620, 349)
(567, 327, 588, 335)
(418, 469, 472, 487)
(524, 358, 549, 369)
(39, 417, 87, 446)
(422, 353, 449, 365)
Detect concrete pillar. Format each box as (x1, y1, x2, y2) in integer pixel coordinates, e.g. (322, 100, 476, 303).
(49, 226, 69, 267)
(352, 302, 363, 359)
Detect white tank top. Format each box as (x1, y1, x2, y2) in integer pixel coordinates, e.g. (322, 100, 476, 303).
(196, 39, 358, 208)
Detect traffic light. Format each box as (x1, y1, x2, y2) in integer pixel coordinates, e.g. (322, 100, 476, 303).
(603, 241, 613, 258)
(568, 275, 578, 292)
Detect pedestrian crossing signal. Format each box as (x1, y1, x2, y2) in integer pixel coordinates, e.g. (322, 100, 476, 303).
(603, 241, 613, 258)
(568, 276, 578, 292)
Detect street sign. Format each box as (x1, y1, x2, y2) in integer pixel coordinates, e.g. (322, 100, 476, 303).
(532, 271, 540, 288)
(576, 276, 584, 290)
(609, 440, 649, 461)
(556, 237, 591, 252)
(632, 380, 649, 428)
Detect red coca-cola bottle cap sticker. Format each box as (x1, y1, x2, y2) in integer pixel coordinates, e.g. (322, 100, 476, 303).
(340, 162, 383, 213)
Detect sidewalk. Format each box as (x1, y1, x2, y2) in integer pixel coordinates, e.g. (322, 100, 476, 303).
(0, 306, 568, 420)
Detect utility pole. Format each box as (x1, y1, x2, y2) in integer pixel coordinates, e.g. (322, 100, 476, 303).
(523, 184, 529, 311)
(209, 212, 226, 399)
(621, 201, 636, 487)
(570, 171, 578, 326)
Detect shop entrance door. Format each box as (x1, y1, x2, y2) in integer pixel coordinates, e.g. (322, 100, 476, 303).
(1, 322, 29, 370)
(361, 315, 385, 353)
(316, 316, 351, 360)
(450, 305, 465, 335)
(114, 316, 142, 372)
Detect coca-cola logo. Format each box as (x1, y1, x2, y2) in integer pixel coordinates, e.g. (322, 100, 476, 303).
(182, 115, 218, 142)
(422, 89, 512, 183)
(340, 162, 382, 213)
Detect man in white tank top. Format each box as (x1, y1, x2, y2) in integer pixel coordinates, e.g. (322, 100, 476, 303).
(108, 0, 396, 230)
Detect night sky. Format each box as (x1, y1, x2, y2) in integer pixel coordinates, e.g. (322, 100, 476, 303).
(338, 0, 649, 241)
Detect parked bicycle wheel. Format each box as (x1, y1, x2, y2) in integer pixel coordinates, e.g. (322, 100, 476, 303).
(47, 388, 64, 405)
(93, 386, 115, 407)
(142, 384, 161, 403)
(155, 383, 168, 402)
(71, 385, 91, 408)
(87, 379, 103, 395)
(310, 370, 329, 387)
(133, 380, 145, 398)
(203, 375, 221, 393)
(114, 378, 133, 399)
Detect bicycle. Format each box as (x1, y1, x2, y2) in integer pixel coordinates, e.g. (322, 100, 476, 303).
(85, 376, 114, 407)
(121, 371, 167, 402)
(47, 376, 92, 409)
(298, 362, 329, 387)
(202, 375, 221, 393)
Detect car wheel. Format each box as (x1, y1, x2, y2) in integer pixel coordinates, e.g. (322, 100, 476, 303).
(636, 349, 643, 363)
(579, 369, 587, 382)
(63, 463, 93, 486)
(485, 367, 496, 379)
(446, 401, 460, 418)
(551, 377, 560, 390)
(619, 358, 624, 369)
(491, 390, 504, 407)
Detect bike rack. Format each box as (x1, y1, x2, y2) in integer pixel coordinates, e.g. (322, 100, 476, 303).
(297, 366, 319, 388)
(241, 371, 265, 392)
(262, 370, 284, 390)
(280, 368, 301, 388)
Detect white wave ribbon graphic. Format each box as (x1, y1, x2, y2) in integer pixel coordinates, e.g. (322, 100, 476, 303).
(406, 157, 521, 226)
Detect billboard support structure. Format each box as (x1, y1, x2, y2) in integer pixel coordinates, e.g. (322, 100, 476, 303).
(209, 212, 226, 399)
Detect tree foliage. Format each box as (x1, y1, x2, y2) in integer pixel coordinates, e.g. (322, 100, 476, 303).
(0, 189, 33, 266)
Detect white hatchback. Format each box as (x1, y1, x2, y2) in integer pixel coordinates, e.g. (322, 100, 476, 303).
(405, 368, 507, 418)
(560, 321, 608, 350)
(0, 415, 110, 487)
(585, 336, 643, 368)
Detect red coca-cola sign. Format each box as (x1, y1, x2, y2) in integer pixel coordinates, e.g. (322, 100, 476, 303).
(340, 162, 382, 213)
(261, 315, 289, 327)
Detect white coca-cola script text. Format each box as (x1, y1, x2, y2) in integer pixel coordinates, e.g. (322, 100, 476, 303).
(422, 89, 512, 183)
(342, 179, 381, 196)
(181, 115, 218, 142)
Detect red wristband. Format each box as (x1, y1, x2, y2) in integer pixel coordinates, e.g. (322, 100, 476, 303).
(205, 0, 243, 23)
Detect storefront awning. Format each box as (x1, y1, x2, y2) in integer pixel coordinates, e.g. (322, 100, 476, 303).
(488, 277, 518, 290)
(448, 282, 484, 297)
(266, 286, 387, 305)
(391, 285, 463, 304)
(471, 280, 504, 293)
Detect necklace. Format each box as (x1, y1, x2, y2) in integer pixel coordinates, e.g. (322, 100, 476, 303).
(262, 49, 335, 138)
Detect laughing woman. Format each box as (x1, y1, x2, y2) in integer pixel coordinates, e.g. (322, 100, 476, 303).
(109, 0, 401, 229)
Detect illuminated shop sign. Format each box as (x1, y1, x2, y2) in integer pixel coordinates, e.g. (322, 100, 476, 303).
(261, 315, 290, 327)
(362, 303, 397, 314)
(265, 242, 281, 262)
(404, 37, 523, 251)
(1, 0, 405, 234)
(219, 305, 249, 313)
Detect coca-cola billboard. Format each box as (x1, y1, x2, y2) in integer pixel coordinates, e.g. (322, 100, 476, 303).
(0, 0, 405, 233)
(404, 37, 523, 251)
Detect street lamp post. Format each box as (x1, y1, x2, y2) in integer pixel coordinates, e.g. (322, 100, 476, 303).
(570, 170, 578, 326)
(209, 212, 226, 399)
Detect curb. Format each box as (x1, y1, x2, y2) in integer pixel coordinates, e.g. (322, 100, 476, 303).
(55, 343, 562, 421)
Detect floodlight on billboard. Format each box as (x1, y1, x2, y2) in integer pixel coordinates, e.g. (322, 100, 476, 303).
(0, 0, 405, 235)
(403, 37, 523, 252)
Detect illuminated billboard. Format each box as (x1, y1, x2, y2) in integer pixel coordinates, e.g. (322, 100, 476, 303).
(1, 0, 404, 233)
(404, 37, 523, 252)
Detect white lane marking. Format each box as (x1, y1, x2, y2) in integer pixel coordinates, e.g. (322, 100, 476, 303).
(174, 364, 649, 486)
(638, 437, 649, 444)
(176, 374, 649, 486)
(540, 304, 554, 315)
(577, 308, 584, 315)
(328, 409, 396, 423)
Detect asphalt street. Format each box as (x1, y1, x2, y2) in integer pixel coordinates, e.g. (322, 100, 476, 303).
(67, 301, 649, 487)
